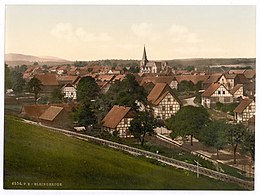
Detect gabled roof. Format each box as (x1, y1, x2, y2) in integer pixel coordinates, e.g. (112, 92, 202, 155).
(35, 74, 59, 86)
(22, 104, 50, 118)
(175, 75, 209, 85)
(102, 105, 133, 129)
(147, 83, 181, 105)
(234, 98, 254, 113)
(140, 76, 175, 86)
(96, 74, 115, 82)
(235, 74, 251, 84)
(230, 84, 243, 95)
(202, 83, 221, 97)
(39, 106, 64, 121)
(202, 74, 222, 84)
(57, 75, 78, 82)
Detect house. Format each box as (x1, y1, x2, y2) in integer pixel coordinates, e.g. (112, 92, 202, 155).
(57, 66, 68, 75)
(230, 84, 243, 100)
(62, 83, 77, 100)
(57, 75, 79, 86)
(21, 104, 50, 121)
(141, 76, 178, 90)
(147, 83, 182, 120)
(175, 75, 209, 88)
(234, 74, 254, 97)
(223, 74, 236, 89)
(39, 106, 71, 128)
(202, 74, 222, 89)
(234, 98, 255, 123)
(201, 83, 233, 108)
(35, 73, 59, 93)
(101, 105, 135, 137)
(140, 46, 172, 74)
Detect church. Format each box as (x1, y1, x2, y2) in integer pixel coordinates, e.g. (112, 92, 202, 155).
(139, 46, 172, 74)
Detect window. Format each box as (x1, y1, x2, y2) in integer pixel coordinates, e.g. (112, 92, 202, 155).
(223, 91, 225, 95)
(169, 106, 173, 111)
(162, 106, 165, 111)
(218, 91, 221, 95)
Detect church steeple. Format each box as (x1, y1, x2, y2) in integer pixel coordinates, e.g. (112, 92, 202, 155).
(142, 45, 148, 64)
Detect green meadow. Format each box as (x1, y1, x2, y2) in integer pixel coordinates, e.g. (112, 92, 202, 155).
(4, 115, 243, 190)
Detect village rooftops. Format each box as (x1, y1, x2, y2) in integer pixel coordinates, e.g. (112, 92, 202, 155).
(234, 98, 254, 113)
(175, 75, 209, 85)
(202, 74, 222, 84)
(35, 73, 59, 86)
(102, 105, 134, 129)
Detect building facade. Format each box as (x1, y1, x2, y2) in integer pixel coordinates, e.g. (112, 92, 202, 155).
(147, 83, 181, 120)
(201, 83, 233, 108)
(234, 99, 255, 123)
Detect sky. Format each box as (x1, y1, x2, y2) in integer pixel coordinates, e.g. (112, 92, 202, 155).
(5, 5, 256, 61)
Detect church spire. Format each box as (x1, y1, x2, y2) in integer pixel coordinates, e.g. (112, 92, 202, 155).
(142, 45, 148, 64)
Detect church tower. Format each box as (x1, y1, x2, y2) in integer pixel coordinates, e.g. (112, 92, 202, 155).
(140, 45, 148, 72)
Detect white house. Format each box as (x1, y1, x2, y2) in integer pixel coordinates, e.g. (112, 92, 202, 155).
(234, 98, 255, 123)
(62, 83, 77, 100)
(147, 83, 182, 120)
(201, 83, 233, 108)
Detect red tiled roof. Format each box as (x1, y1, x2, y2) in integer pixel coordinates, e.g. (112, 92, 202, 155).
(22, 104, 50, 118)
(202, 83, 221, 97)
(234, 98, 254, 113)
(230, 84, 243, 95)
(96, 74, 115, 82)
(102, 105, 132, 129)
(202, 74, 222, 84)
(147, 83, 181, 105)
(39, 106, 64, 121)
(35, 74, 59, 86)
(56, 75, 78, 82)
(175, 75, 209, 85)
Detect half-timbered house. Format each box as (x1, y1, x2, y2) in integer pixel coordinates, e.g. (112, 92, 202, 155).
(101, 105, 135, 137)
(234, 98, 255, 123)
(147, 83, 182, 120)
(201, 83, 233, 108)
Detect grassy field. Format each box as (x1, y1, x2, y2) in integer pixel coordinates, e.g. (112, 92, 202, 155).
(4, 115, 244, 190)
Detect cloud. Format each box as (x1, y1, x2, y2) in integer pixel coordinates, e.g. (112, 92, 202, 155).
(131, 23, 160, 41)
(169, 24, 201, 43)
(51, 23, 111, 42)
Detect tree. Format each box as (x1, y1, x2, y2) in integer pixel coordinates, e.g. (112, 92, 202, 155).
(27, 77, 42, 104)
(166, 106, 210, 146)
(129, 111, 161, 146)
(242, 131, 255, 162)
(11, 71, 26, 93)
(72, 101, 97, 127)
(227, 123, 247, 164)
(50, 88, 64, 103)
(200, 120, 228, 159)
(76, 76, 100, 102)
(5, 64, 12, 90)
(177, 80, 195, 92)
(106, 74, 147, 110)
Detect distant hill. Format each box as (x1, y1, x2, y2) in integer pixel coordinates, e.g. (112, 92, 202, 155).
(5, 53, 72, 66)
